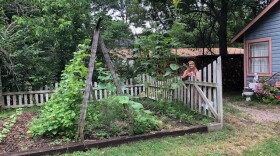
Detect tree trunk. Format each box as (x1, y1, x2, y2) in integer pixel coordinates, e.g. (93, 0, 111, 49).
(219, 0, 228, 56)
(77, 19, 101, 142)
(99, 35, 124, 95)
(0, 68, 4, 109)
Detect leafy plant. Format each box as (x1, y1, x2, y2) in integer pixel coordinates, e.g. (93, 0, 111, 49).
(85, 95, 159, 138)
(28, 44, 90, 138)
(135, 98, 212, 125)
(0, 0, 93, 91)
(133, 110, 159, 134)
(254, 78, 279, 104)
(0, 108, 23, 143)
(50, 139, 62, 146)
(20, 146, 28, 151)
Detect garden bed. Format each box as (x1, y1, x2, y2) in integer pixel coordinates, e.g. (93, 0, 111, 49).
(0, 99, 215, 156)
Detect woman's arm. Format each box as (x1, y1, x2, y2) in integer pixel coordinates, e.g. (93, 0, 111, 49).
(181, 70, 190, 79)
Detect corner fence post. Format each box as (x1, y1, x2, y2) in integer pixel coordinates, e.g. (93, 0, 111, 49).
(216, 56, 223, 127)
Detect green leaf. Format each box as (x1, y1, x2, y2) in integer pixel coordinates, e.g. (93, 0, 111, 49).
(144, 82, 150, 88)
(170, 63, 180, 70)
(118, 96, 129, 104)
(163, 70, 171, 77)
(144, 110, 152, 114)
(128, 101, 144, 110)
(171, 82, 179, 89)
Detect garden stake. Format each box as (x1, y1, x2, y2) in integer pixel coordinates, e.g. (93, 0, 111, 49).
(77, 18, 101, 142)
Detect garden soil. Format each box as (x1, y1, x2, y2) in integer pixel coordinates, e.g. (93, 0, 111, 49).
(0, 112, 65, 153)
(0, 111, 193, 154)
(1, 104, 280, 155)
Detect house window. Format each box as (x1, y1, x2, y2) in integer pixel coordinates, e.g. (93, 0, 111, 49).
(247, 38, 271, 75)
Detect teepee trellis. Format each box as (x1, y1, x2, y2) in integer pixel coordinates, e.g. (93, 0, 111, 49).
(77, 19, 125, 141)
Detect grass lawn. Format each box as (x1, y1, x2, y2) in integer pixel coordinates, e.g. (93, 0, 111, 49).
(61, 95, 280, 156)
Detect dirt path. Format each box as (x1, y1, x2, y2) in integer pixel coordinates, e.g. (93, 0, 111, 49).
(231, 104, 280, 124)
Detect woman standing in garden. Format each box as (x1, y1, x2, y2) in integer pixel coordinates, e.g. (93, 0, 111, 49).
(181, 60, 200, 81)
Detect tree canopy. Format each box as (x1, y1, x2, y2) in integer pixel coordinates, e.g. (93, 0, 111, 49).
(0, 0, 273, 90)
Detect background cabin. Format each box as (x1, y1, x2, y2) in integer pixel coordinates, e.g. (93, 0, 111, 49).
(232, 0, 280, 87)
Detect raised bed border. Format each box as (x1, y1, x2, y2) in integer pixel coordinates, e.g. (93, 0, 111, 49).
(2, 124, 217, 156)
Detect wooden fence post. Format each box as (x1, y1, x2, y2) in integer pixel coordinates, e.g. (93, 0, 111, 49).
(0, 68, 4, 109)
(216, 57, 223, 127)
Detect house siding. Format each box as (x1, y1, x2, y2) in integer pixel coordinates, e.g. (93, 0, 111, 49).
(244, 3, 280, 86)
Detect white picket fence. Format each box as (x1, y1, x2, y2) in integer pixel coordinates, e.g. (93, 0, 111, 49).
(87, 57, 222, 122)
(2, 83, 59, 108)
(1, 57, 223, 123)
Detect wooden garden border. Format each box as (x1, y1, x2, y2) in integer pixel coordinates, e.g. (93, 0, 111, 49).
(4, 125, 207, 156)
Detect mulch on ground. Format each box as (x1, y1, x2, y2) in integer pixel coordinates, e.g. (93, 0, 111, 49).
(0, 111, 199, 155)
(0, 112, 74, 154)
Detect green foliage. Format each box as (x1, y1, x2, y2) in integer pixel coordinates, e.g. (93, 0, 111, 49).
(95, 65, 116, 92)
(167, 20, 190, 45)
(0, 106, 40, 120)
(85, 96, 159, 137)
(130, 32, 182, 80)
(0, 0, 92, 91)
(133, 110, 159, 134)
(135, 98, 212, 125)
(86, 96, 127, 137)
(102, 20, 134, 48)
(0, 108, 23, 142)
(28, 44, 90, 138)
(254, 78, 279, 104)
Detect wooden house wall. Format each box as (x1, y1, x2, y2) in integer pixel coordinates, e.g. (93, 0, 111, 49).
(244, 2, 280, 86)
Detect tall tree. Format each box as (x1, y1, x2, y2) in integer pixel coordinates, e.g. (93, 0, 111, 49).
(0, 0, 93, 90)
(125, 0, 273, 54)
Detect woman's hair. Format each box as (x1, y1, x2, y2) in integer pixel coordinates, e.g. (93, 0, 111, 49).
(188, 60, 196, 66)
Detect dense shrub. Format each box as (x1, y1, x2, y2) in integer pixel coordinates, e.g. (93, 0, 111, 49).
(254, 79, 279, 104)
(85, 96, 159, 137)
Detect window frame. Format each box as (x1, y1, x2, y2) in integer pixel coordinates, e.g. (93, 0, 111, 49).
(245, 38, 272, 76)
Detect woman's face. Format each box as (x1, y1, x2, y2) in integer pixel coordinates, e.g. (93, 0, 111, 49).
(188, 61, 195, 70)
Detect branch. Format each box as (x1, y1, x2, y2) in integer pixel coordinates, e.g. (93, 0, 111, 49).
(0, 47, 14, 71)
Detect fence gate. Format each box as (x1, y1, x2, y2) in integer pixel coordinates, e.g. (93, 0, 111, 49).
(176, 57, 223, 127)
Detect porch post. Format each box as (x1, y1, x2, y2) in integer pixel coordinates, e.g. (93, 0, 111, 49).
(0, 68, 4, 109)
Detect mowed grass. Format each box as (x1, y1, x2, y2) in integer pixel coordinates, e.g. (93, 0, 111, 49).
(243, 138, 280, 156)
(62, 95, 280, 156)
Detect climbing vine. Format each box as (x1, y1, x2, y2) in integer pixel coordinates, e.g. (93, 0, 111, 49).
(28, 44, 90, 137)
